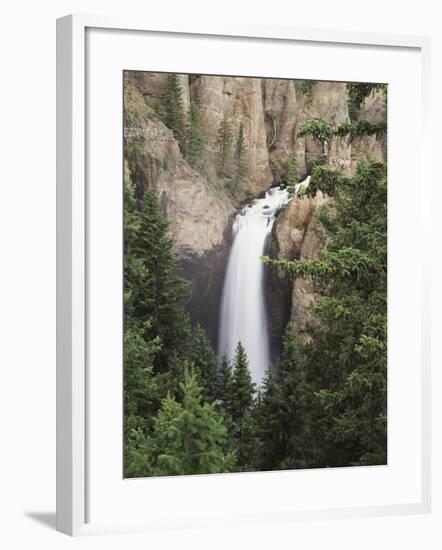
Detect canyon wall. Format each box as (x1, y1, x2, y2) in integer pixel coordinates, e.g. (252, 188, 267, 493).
(123, 72, 387, 349)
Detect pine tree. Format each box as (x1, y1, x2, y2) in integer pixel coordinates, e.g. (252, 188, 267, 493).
(123, 321, 162, 478)
(143, 369, 235, 476)
(277, 327, 317, 469)
(124, 184, 191, 374)
(233, 409, 259, 471)
(229, 342, 255, 422)
(164, 74, 186, 149)
(234, 122, 247, 188)
(253, 327, 315, 471)
(124, 321, 161, 432)
(190, 324, 218, 403)
(124, 182, 193, 476)
(286, 149, 299, 196)
(124, 425, 154, 478)
(266, 159, 388, 467)
(216, 353, 232, 406)
(216, 114, 232, 178)
(254, 365, 285, 470)
(124, 182, 195, 477)
(185, 100, 206, 169)
(228, 343, 258, 471)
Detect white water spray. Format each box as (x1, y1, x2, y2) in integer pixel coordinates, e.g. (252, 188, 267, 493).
(218, 177, 310, 384)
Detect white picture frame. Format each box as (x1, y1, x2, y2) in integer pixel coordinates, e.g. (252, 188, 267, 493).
(56, 13, 431, 536)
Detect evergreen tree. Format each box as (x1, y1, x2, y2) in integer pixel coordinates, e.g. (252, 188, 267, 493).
(185, 100, 206, 169)
(229, 342, 255, 422)
(124, 183, 191, 374)
(286, 149, 299, 196)
(266, 159, 387, 467)
(277, 327, 317, 469)
(228, 343, 258, 471)
(164, 74, 186, 149)
(254, 328, 314, 471)
(124, 181, 195, 477)
(143, 370, 235, 476)
(124, 425, 154, 478)
(216, 353, 232, 406)
(123, 321, 162, 478)
(190, 324, 218, 403)
(297, 119, 332, 148)
(124, 321, 161, 434)
(233, 409, 259, 472)
(234, 122, 247, 188)
(214, 353, 235, 455)
(216, 114, 232, 178)
(254, 365, 285, 470)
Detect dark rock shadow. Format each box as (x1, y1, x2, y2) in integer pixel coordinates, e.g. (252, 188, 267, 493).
(24, 511, 56, 530)
(180, 236, 233, 354)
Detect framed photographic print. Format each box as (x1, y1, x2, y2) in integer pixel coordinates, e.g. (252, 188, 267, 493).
(56, 14, 431, 536)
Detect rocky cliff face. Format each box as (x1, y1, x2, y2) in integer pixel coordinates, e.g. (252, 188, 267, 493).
(123, 72, 387, 349)
(269, 86, 387, 332)
(262, 78, 304, 183)
(350, 91, 387, 169)
(124, 73, 236, 349)
(271, 191, 328, 334)
(124, 73, 234, 259)
(192, 76, 273, 196)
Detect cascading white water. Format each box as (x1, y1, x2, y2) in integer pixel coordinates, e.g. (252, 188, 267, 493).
(218, 178, 310, 384)
(218, 177, 310, 384)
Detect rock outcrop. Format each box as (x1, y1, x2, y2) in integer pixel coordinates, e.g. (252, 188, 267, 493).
(271, 191, 328, 333)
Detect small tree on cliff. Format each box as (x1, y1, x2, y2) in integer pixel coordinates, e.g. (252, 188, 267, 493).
(216, 114, 232, 179)
(346, 82, 387, 120)
(234, 122, 247, 188)
(286, 149, 299, 196)
(297, 119, 332, 155)
(185, 100, 206, 169)
(164, 74, 186, 149)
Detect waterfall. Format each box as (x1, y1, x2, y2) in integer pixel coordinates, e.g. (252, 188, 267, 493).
(218, 178, 310, 384)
